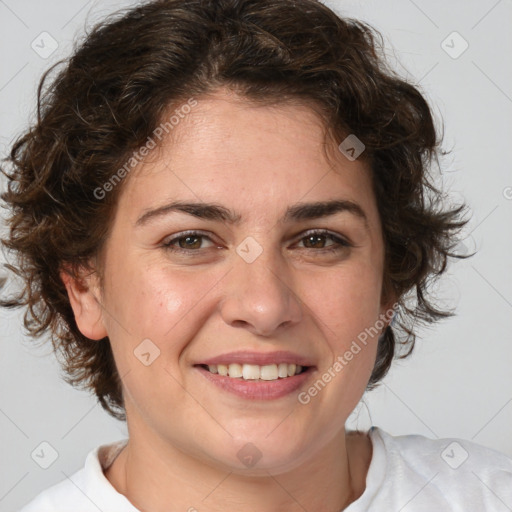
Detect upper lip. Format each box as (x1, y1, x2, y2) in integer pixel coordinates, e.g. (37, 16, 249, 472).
(197, 350, 315, 367)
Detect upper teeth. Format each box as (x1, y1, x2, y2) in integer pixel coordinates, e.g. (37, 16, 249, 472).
(208, 363, 303, 380)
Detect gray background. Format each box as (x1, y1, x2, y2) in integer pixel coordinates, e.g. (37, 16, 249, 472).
(1, 0, 511, 510)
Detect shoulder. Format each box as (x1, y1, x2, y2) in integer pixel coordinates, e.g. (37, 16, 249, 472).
(18, 467, 90, 512)
(19, 439, 133, 512)
(373, 426, 512, 473)
(364, 426, 512, 510)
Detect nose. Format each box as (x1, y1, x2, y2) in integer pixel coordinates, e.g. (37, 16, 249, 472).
(219, 244, 303, 337)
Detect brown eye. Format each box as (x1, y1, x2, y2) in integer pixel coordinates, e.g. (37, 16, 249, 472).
(176, 235, 202, 249)
(163, 231, 215, 252)
(302, 234, 330, 249)
(297, 230, 351, 252)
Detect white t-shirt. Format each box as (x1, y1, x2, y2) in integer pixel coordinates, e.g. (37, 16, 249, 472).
(19, 426, 512, 511)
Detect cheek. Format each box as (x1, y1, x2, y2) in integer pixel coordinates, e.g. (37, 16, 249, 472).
(305, 264, 384, 348)
(102, 259, 220, 356)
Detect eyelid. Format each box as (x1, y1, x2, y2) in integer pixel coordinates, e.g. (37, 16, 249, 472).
(162, 228, 352, 254)
(162, 230, 219, 248)
(295, 228, 352, 247)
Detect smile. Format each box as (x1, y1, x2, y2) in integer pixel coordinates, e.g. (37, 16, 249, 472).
(204, 363, 305, 381)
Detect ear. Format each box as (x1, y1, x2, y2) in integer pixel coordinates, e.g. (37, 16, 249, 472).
(60, 265, 108, 340)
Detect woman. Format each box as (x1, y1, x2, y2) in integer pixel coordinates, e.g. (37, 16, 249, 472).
(2, 0, 511, 510)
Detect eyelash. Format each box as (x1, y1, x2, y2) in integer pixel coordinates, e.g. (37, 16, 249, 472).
(162, 229, 352, 255)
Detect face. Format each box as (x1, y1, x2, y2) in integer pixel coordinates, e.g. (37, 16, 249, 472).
(72, 89, 392, 475)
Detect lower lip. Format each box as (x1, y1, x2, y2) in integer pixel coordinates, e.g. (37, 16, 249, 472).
(195, 366, 314, 400)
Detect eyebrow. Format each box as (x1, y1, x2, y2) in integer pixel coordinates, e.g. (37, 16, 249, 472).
(135, 199, 369, 228)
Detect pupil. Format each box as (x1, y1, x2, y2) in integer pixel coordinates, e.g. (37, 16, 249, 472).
(307, 235, 324, 248)
(181, 236, 200, 249)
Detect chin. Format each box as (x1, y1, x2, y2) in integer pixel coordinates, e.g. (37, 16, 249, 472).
(199, 427, 321, 476)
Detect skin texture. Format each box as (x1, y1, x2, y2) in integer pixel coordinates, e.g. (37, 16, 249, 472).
(62, 89, 393, 512)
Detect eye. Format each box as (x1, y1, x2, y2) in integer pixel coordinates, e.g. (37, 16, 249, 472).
(162, 231, 217, 253)
(161, 229, 352, 256)
(295, 229, 352, 253)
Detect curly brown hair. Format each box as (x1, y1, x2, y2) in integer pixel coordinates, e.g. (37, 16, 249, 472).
(1, 0, 468, 421)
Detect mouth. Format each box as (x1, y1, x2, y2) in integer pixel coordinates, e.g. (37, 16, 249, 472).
(193, 351, 315, 400)
(197, 362, 308, 381)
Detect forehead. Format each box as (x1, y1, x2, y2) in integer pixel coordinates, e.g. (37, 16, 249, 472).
(117, 91, 378, 227)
